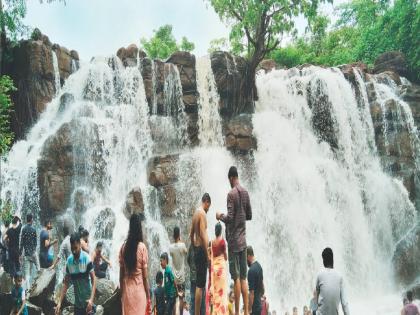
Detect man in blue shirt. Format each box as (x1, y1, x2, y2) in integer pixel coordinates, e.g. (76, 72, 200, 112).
(55, 232, 97, 315)
(247, 246, 264, 315)
(39, 219, 58, 268)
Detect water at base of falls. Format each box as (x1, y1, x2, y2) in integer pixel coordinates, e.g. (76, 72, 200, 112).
(1, 54, 418, 315)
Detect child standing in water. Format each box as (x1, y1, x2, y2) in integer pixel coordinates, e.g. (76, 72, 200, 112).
(10, 272, 28, 315)
(160, 252, 177, 315)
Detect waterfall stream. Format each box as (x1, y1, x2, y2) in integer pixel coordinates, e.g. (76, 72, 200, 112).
(1, 56, 418, 314)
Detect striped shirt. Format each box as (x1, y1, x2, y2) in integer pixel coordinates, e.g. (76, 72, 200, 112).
(66, 251, 93, 308)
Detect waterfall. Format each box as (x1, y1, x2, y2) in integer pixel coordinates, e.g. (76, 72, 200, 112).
(196, 56, 224, 146)
(1, 54, 418, 315)
(52, 50, 61, 94)
(250, 66, 416, 313)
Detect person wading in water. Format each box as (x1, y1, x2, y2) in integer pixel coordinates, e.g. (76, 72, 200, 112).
(217, 166, 252, 315)
(190, 193, 212, 315)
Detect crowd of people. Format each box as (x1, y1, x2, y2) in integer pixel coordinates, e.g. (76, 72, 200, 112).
(1, 165, 419, 315)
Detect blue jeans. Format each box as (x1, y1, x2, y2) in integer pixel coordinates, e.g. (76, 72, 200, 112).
(190, 281, 206, 315)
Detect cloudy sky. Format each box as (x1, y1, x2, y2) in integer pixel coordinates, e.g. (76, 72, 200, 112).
(24, 0, 340, 61)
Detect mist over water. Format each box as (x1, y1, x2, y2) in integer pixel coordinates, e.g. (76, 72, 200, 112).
(1, 55, 418, 314)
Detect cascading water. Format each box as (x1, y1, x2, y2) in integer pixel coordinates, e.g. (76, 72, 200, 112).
(249, 66, 416, 314)
(52, 50, 61, 95)
(1, 52, 419, 315)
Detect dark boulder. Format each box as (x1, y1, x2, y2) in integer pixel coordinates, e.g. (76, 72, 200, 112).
(147, 154, 179, 188)
(374, 51, 408, 78)
(224, 114, 257, 154)
(0, 270, 13, 293)
(28, 268, 56, 313)
(4, 30, 79, 140)
(210, 51, 254, 118)
(123, 187, 144, 219)
(58, 93, 75, 114)
(94, 279, 116, 306)
(116, 44, 146, 67)
(393, 222, 420, 285)
(102, 289, 122, 315)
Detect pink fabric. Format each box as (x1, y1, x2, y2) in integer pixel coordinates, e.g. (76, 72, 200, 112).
(119, 242, 148, 315)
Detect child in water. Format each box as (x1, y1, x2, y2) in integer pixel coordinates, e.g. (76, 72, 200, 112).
(154, 271, 166, 315)
(10, 272, 28, 315)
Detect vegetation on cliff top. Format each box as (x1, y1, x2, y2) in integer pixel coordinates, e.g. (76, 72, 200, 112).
(140, 24, 195, 60)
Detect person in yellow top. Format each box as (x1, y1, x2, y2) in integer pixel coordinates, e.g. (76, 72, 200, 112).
(228, 291, 235, 315)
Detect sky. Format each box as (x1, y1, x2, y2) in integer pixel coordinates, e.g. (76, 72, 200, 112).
(24, 0, 342, 61)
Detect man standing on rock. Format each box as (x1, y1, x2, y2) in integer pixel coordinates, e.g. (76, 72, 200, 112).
(315, 248, 350, 315)
(190, 193, 211, 315)
(247, 246, 264, 315)
(39, 219, 58, 269)
(19, 214, 39, 289)
(217, 166, 252, 315)
(5, 216, 22, 276)
(56, 232, 96, 315)
(169, 226, 188, 315)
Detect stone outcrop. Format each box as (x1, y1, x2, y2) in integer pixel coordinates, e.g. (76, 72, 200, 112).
(392, 223, 420, 285)
(37, 120, 105, 219)
(374, 51, 408, 78)
(116, 44, 146, 67)
(147, 154, 179, 188)
(4, 29, 79, 140)
(28, 268, 56, 314)
(210, 51, 254, 119)
(102, 289, 122, 315)
(259, 59, 278, 73)
(224, 114, 257, 154)
(123, 187, 144, 219)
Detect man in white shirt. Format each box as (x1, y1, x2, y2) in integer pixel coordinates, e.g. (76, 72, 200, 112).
(315, 247, 350, 315)
(169, 226, 188, 315)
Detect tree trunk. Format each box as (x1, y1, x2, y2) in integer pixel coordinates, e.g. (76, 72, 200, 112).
(0, 0, 5, 75)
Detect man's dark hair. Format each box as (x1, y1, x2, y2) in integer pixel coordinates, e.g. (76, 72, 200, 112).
(14, 271, 23, 280)
(70, 232, 81, 245)
(173, 226, 180, 240)
(44, 218, 51, 227)
(202, 193, 211, 203)
(322, 247, 334, 268)
(96, 241, 103, 248)
(407, 291, 414, 302)
(26, 214, 33, 223)
(81, 229, 89, 238)
(160, 252, 169, 262)
(12, 216, 19, 225)
(5, 221, 10, 228)
(247, 246, 254, 257)
(156, 271, 163, 284)
(215, 222, 222, 237)
(78, 225, 84, 234)
(228, 166, 238, 179)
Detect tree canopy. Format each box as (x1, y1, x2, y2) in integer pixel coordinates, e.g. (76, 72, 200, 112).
(0, 75, 14, 155)
(270, 0, 420, 81)
(140, 24, 195, 60)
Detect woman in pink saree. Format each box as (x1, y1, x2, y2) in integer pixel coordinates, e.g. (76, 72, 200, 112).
(208, 222, 228, 315)
(119, 213, 151, 315)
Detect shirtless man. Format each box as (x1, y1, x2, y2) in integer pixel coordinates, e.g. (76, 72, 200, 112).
(189, 193, 211, 315)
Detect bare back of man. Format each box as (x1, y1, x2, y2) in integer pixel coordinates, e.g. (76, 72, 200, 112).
(190, 193, 211, 315)
(191, 208, 208, 250)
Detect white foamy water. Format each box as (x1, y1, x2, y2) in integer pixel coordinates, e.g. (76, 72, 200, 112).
(1, 56, 418, 315)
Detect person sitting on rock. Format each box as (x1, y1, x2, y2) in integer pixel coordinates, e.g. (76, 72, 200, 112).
(91, 241, 111, 279)
(55, 232, 97, 315)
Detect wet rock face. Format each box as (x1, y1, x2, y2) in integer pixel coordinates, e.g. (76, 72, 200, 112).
(116, 44, 146, 67)
(224, 114, 257, 154)
(393, 223, 420, 285)
(4, 29, 79, 140)
(307, 77, 338, 150)
(210, 51, 254, 119)
(94, 207, 116, 239)
(374, 51, 408, 78)
(28, 268, 57, 314)
(147, 154, 179, 188)
(37, 120, 106, 219)
(123, 187, 145, 219)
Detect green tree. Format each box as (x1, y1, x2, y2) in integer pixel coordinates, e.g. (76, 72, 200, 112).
(140, 24, 195, 59)
(0, 74, 14, 155)
(208, 0, 330, 108)
(208, 37, 230, 53)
